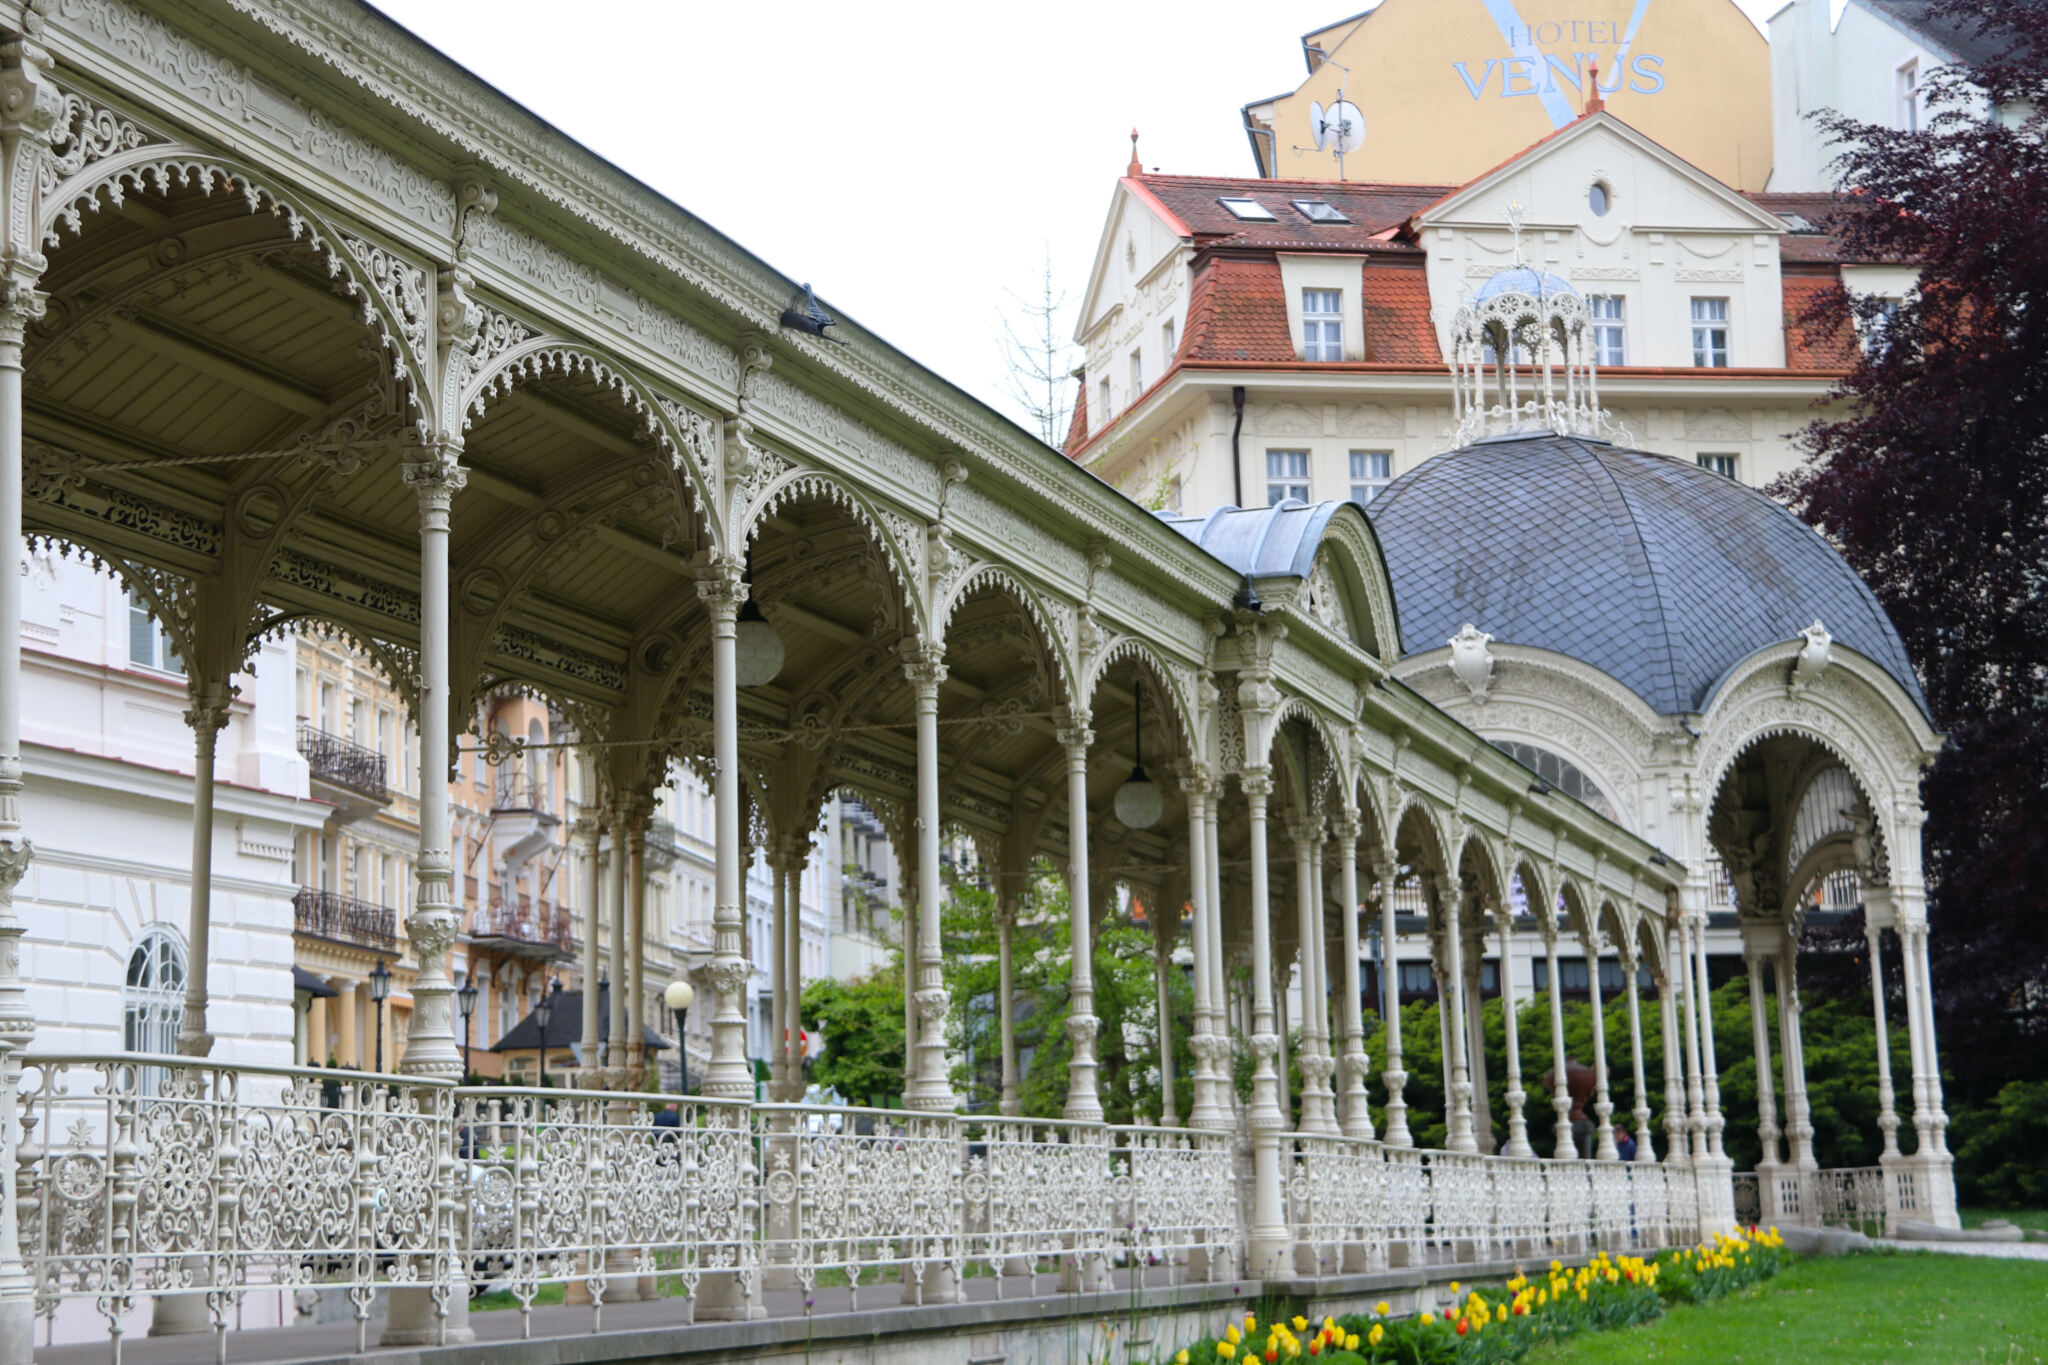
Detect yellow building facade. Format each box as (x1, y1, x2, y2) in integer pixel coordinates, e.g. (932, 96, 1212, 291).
(1244, 0, 1773, 191)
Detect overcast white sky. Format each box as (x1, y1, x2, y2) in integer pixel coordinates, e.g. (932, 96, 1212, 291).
(368, 0, 1780, 440)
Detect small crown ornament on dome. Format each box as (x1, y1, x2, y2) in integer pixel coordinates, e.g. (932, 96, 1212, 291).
(1447, 201, 1633, 449)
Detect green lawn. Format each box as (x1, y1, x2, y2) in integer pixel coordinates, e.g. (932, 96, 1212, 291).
(1528, 1250, 2048, 1364)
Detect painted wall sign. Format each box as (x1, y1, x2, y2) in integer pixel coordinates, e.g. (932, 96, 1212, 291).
(1243, 0, 1769, 191)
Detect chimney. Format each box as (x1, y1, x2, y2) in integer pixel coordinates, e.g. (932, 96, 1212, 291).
(1128, 128, 1143, 177)
(1585, 63, 1606, 116)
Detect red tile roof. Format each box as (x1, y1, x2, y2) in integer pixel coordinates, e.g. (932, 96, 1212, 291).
(1063, 382, 1089, 456)
(1361, 264, 1441, 363)
(1745, 191, 1854, 263)
(1782, 270, 1859, 369)
(1182, 255, 1296, 362)
(1129, 173, 1451, 250)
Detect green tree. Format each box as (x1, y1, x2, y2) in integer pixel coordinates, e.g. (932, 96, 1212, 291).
(800, 960, 907, 1110)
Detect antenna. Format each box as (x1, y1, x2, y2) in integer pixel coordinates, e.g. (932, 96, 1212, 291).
(1308, 61, 1365, 180)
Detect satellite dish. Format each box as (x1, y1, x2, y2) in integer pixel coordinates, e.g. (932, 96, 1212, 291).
(1314, 100, 1366, 156)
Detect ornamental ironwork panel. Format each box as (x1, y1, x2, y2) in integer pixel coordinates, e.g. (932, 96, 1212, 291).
(296, 724, 389, 800)
(293, 889, 399, 955)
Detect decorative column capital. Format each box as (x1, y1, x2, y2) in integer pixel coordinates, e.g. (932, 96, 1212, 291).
(0, 281, 44, 349)
(693, 555, 748, 620)
(1238, 767, 1273, 802)
(899, 641, 947, 694)
(181, 684, 234, 737)
(1054, 708, 1092, 757)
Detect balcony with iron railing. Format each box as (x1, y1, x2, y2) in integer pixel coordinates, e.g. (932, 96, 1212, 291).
(491, 772, 556, 816)
(297, 724, 389, 803)
(469, 889, 575, 960)
(292, 887, 398, 955)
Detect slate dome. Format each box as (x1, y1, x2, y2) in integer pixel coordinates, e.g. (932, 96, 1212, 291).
(1365, 434, 1928, 717)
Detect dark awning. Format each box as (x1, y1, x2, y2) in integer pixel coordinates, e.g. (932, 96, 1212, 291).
(293, 966, 338, 999)
(492, 983, 670, 1053)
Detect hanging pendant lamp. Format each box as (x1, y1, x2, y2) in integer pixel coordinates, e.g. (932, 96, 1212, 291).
(1113, 677, 1164, 830)
(733, 546, 784, 687)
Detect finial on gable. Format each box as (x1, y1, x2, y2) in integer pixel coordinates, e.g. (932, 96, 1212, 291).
(1128, 128, 1143, 177)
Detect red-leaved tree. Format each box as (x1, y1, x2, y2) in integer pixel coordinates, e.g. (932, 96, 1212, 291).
(1776, 0, 2048, 1097)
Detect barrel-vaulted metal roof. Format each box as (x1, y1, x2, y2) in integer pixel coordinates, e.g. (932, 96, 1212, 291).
(1363, 433, 1929, 718)
(1155, 500, 1343, 580)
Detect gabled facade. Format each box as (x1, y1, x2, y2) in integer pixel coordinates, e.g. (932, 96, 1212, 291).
(1069, 112, 1878, 510)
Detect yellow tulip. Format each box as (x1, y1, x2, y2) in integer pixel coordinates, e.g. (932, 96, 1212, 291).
(1375, 1301, 1390, 1316)
(1217, 1344, 1236, 1360)
(1345, 1334, 1359, 1351)
(1368, 1324, 1384, 1346)
(1177, 1352, 1190, 1365)
(1227, 1325, 1241, 1344)
(1293, 1316, 1308, 1332)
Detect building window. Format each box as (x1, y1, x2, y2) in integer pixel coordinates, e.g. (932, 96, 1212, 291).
(1865, 297, 1901, 355)
(1588, 181, 1612, 217)
(1491, 739, 1618, 822)
(1161, 318, 1176, 359)
(124, 927, 187, 1085)
(1897, 60, 1920, 132)
(1398, 962, 1438, 996)
(1218, 196, 1276, 221)
(1589, 294, 1626, 366)
(1698, 453, 1739, 480)
(1349, 450, 1391, 505)
(1129, 349, 1144, 394)
(1096, 377, 1112, 429)
(126, 592, 183, 675)
(1266, 450, 1310, 505)
(1302, 289, 1343, 361)
(1690, 297, 1730, 368)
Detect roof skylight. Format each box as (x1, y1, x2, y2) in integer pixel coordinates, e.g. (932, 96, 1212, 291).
(1292, 199, 1349, 224)
(1778, 212, 1818, 233)
(1219, 197, 1278, 221)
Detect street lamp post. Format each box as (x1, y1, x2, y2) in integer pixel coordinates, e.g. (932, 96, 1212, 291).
(456, 977, 479, 1081)
(534, 978, 558, 1089)
(368, 959, 392, 1073)
(664, 978, 696, 1094)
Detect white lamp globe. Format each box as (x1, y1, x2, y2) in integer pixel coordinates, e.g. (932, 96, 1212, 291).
(733, 600, 784, 687)
(664, 979, 696, 1012)
(1114, 764, 1164, 830)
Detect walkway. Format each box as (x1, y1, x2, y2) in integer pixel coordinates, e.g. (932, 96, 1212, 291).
(1872, 1237, 2048, 1260)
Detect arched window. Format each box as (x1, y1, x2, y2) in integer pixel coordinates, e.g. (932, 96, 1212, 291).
(124, 927, 187, 1064)
(1490, 740, 1619, 823)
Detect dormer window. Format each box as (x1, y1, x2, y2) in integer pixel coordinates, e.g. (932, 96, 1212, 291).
(1292, 199, 1348, 224)
(1302, 289, 1343, 361)
(1219, 197, 1277, 221)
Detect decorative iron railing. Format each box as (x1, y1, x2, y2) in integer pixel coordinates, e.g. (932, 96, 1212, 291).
(469, 896, 575, 953)
(491, 772, 551, 814)
(18, 1052, 1730, 1348)
(1814, 1165, 1889, 1235)
(291, 888, 398, 954)
(295, 723, 388, 800)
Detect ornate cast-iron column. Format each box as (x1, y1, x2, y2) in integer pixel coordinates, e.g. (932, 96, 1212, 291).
(1151, 889, 1178, 1128)
(1334, 819, 1373, 1140)
(1205, 794, 1229, 1118)
(1620, 940, 1654, 1163)
(1692, 908, 1727, 1160)
(398, 444, 466, 1082)
(1435, 878, 1477, 1153)
(574, 763, 602, 1086)
(1673, 911, 1709, 1162)
(1581, 926, 1618, 1160)
(1494, 901, 1532, 1157)
(177, 687, 231, 1056)
(604, 795, 629, 1085)
(1656, 964, 1689, 1168)
(903, 646, 953, 1112)
(768, 833, 791, 1099)
(625, 801, 648, 1085)
(1539, 900, 1573, 1160)
(1291, 817, 1336, 1135)
(695, 559, 753, 1099)
(381, 442, 474, 1348)
(995, 887, 1020, 1116)
(1775, 933, 1817, 1180)
(1056, 711, 1100, 1121)
(1184, 774, 1228, 1130)
(780, 838, 805, 1101)
(1241, 766, 1289, 1275)
(1375, 858, 1412, 1148)
(0, 30, 49, 1355)
(1864, 920, 1902, 1162)
(1744, 945, 1782, 1171)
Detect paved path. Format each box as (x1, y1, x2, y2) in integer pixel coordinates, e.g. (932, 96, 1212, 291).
(1872, 1237, 2048, 1260)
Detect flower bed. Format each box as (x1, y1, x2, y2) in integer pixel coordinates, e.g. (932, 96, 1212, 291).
(1159, 1229, 1787, 1364)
